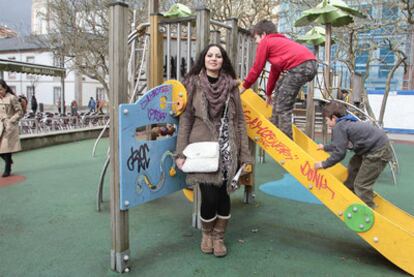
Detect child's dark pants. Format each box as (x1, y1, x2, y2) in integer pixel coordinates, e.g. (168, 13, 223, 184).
(344, 144, 393, 208)
(271, 60, 317, 139)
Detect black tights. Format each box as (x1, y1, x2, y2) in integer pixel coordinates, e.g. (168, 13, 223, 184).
(199, 183, 230, 220)
(0, 153, 12, 163)
(0, 153, 12, 170)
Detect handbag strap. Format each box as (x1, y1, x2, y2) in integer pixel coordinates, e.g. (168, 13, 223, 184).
(219, 94, 231, 138)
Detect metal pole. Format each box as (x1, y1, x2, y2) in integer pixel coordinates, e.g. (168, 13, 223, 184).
(177, 23, 182, 81)
(166, 24, 171, 79)
(187, 22, 192, 73)
(109, 1, 130, 273)
(60, 56, 65, 115)
(305, 46, 318, 139)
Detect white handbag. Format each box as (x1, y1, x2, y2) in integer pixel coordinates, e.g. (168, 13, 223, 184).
(181, 141, 219, 173)
(180, 94, 230, 173)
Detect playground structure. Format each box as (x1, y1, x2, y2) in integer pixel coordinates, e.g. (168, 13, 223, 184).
(106, 1, 412, 275)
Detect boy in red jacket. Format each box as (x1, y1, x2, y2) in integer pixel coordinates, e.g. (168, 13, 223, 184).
(240, 20, 317, 139)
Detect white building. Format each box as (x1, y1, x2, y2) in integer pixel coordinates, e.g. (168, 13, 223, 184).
(0, 0, 105, 112)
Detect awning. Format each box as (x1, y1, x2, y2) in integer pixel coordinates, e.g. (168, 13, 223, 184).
(0, 58, 66, 78)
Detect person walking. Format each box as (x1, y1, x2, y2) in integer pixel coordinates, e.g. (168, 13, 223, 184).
(88, 97, 96, 113)
(31, 94, 38, 114)
(175, 44, 253, 257)
(0, 80, 23, 177)
(70, 100, 78, 115)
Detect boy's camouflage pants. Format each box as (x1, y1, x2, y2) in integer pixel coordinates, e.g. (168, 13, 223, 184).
(344, 144, 393, 208)
(271, 60, 317, 138)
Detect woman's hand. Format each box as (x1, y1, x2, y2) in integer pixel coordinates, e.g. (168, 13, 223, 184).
(316, 144, 324, 150)
(176, 158, 186, 170)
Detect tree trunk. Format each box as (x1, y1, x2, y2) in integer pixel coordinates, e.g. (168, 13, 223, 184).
(378, 56, 406, 126)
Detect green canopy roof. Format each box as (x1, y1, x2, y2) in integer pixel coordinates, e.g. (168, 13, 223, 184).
(0, 58, 66, 78)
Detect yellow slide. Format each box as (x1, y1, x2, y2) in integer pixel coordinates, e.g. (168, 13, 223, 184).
(241, 88, 414, 275)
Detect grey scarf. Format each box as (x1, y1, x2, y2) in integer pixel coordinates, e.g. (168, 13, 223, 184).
(198, 70, 238, 119)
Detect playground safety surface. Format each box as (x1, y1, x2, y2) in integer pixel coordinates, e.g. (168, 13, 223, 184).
(0, 138, 413, 277)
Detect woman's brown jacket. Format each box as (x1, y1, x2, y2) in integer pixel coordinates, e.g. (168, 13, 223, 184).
(0, 93, 23, 154)
(176, 76, 252, 186)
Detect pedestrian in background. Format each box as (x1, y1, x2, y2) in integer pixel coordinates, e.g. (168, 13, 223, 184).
(31, 94, 38, 114)
(0, 79, 23, 177)
(70, 100, 78, 115)
(88, 97, 96, 113)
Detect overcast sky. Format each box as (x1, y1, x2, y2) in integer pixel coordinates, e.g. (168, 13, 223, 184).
(0, 0, 32, 35)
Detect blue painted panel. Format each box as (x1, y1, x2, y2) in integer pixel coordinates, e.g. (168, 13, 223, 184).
(118, 84, 187, 210)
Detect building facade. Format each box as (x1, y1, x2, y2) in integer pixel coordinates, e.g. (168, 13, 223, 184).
(0, 0, 106, 112)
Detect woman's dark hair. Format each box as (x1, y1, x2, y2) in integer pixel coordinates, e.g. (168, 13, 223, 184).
(322, 101, 347, 119)
(250, 20, 277, 36)
(186, 44, 236, 79)
(0, 79, 15, 95)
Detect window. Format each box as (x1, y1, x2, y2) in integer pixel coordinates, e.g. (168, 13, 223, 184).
(9, 86, 16, 94)
(26, 86, 35, 100)
(355, 49, 369, 76)
(25, 57, 36, 80)
(53, 87, 62, 104)
(53, 55, 62, 67)
(360, 4, 373, 17)
(8, 57, 16, 79)
(26, 56, 35, 63)
(96, 88, 106, 101)
(378, 47, 395, 78)
(382, 6, 398, 20)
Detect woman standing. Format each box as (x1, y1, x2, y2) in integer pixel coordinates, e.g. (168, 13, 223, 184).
(0, 80, 23, 177)
(175, 44, 252, 257)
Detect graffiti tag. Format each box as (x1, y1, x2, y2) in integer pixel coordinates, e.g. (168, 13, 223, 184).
(148, 108, 167, 122)
(127, 144, 150, 173)
(300, 161, 335, 199)
(140, 85, 170, 109)
(244, 110, 296, 160)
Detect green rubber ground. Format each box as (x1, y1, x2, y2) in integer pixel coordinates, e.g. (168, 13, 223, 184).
(0, 139, 412, 277)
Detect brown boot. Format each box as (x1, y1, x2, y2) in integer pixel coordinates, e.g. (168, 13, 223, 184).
(212, 216, 229, 257)
(200, 217, 216, 254)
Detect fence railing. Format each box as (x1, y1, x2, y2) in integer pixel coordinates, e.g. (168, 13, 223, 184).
(19, 113, 110, 135)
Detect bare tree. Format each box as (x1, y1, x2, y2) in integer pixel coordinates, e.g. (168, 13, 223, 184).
(39, 0, 111, 94)
(400, 0, 414, 24)
(378, 38, 408, 125)
(40, 0, 279, 96)
(204, 0, 279, 28)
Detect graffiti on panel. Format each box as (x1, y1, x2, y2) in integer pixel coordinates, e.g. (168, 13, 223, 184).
(300, 161, 335, 199)
(148, 108, 167, 122)
(127, 144, 150, 173)
(140, 85, 170, 109)
(243, 109, 297, 161)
